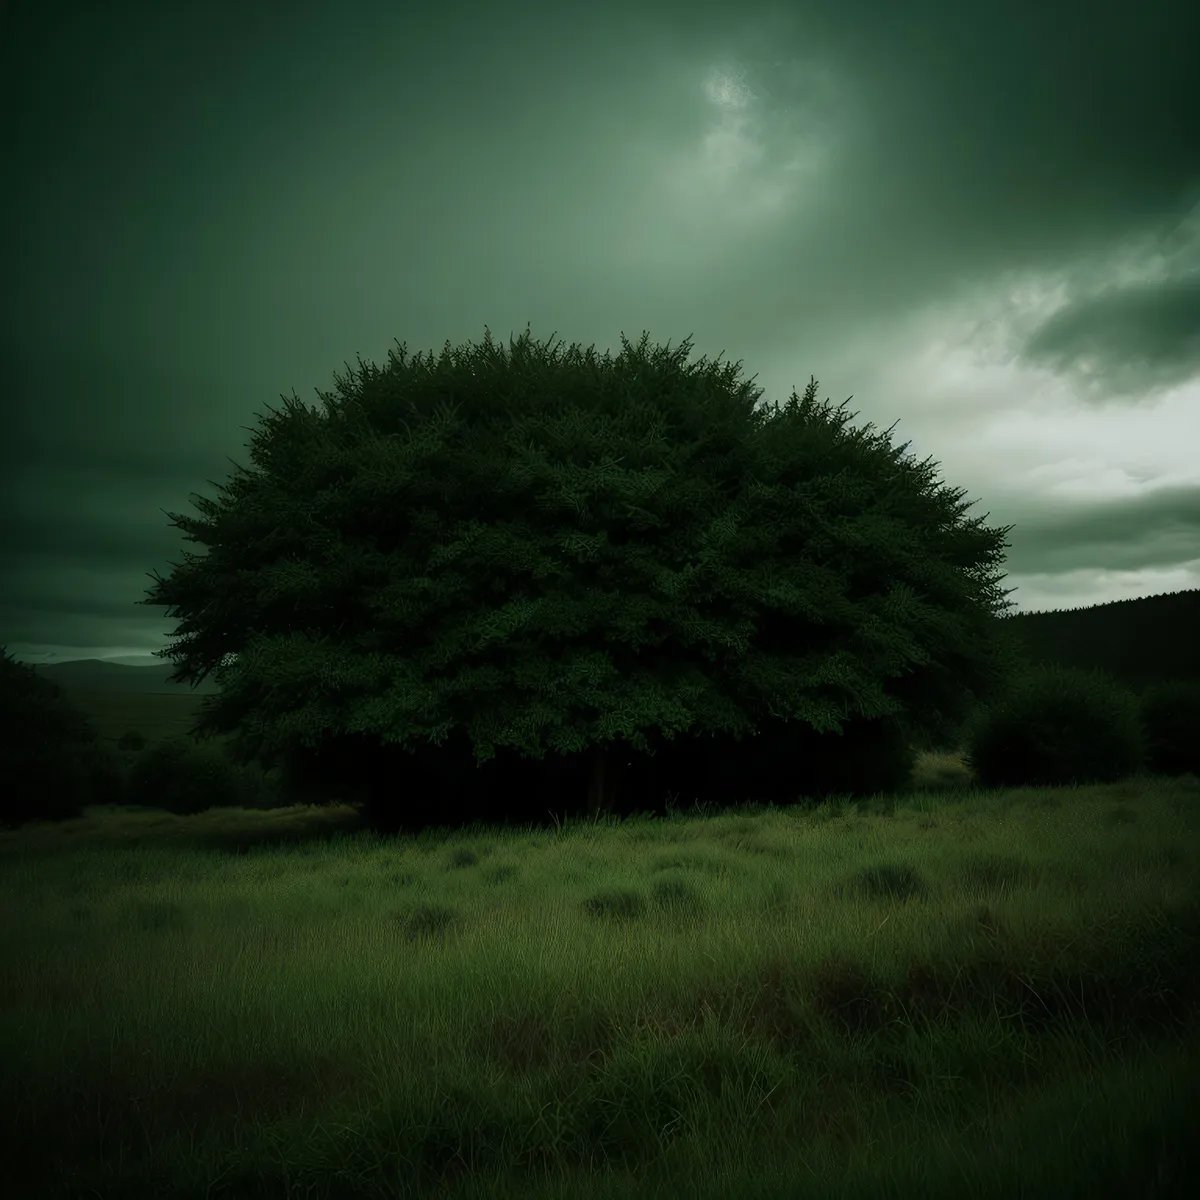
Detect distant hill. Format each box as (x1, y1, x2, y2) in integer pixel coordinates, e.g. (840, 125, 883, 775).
(994, 587, 1199, 695)
(28, 657, 223, 697)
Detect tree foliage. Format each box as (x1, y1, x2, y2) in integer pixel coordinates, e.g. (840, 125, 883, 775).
(138, 324, 1031, 830)
(0, 647, 108, 826)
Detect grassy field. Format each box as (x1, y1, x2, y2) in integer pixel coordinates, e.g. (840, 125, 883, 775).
(2, 726, 1198, 1200)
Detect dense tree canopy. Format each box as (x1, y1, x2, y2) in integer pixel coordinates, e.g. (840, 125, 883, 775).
(138, 325, 1031, 830)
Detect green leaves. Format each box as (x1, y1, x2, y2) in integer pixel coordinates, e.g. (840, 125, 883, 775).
(139, 325, 1026, 824)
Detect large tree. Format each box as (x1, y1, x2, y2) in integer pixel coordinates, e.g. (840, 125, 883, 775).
(138, 325, 1030, 832)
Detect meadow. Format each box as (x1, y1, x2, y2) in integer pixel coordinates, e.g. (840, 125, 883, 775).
(2, 714, 1198, 1200)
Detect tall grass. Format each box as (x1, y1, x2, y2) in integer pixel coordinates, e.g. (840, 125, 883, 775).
(1, 748, 1198, 1199)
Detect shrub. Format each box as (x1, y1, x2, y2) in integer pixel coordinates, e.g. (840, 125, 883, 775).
(124, 735, 253, 815)
(959, 662, 1147, 792)
(233, 753, 308, 810)
(1136, 678, 1200, 779)
(0, 647, 102, 827)
(77, 738, 131, 808)
(117, 729, 147, 752)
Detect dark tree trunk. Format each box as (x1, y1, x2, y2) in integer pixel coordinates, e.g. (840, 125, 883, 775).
(584, 743, 626, 820)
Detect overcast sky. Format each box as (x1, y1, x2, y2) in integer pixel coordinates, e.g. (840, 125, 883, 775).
(3, 0, 1198, 669)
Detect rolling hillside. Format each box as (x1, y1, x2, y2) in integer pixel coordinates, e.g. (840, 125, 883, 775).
(27, 659, 225, 750)
(28, 657, 222, 696)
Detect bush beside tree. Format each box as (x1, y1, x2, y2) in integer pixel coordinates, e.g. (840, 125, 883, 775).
(958, 663, 1150, 792)
(122, 735, 255, 815)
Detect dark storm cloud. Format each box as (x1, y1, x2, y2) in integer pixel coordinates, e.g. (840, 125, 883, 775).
(1, 0, 1197, 664)
(1022, 273, 1200, 400)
